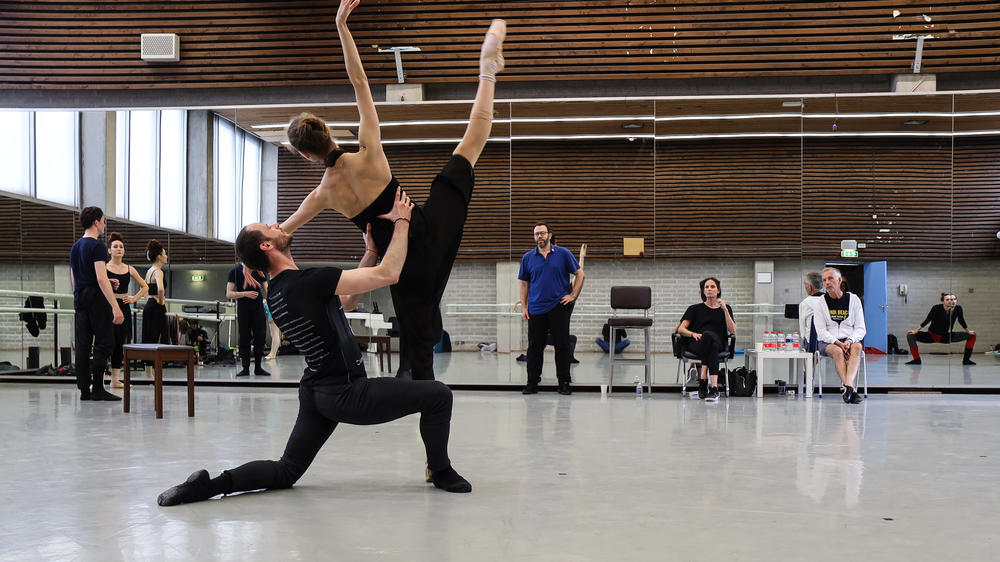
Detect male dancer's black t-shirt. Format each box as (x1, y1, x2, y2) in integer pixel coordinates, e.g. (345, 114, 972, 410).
(920, 303, 968, 335)
(267, 267, 360, 386)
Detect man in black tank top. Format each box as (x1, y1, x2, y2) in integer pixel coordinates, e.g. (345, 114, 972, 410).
(157, 191, 472, 506)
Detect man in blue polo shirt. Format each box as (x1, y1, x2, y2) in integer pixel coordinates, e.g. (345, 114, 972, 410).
(518, 222, 585, 395)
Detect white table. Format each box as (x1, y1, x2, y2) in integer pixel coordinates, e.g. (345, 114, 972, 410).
(745, 349, 814, 399)
(345, 312, 392, 333)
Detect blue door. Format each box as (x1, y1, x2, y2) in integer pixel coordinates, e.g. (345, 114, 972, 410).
(863, 261, 888, 353)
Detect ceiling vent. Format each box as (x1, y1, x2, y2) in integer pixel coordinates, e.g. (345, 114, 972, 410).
(141, 34, 180, 62)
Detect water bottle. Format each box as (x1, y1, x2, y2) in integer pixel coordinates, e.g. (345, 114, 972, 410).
(634, 376, 643, 396)
(792, 332, 801, 352)
(783, 331, 792, 351)
(766, 331, 775, 352)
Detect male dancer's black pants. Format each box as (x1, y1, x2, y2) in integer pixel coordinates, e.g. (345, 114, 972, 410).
(223, 376, 453, 492)
(526, 302, 573, 385)
(74, 286, 114, 394)
(237, 302, 266, 371)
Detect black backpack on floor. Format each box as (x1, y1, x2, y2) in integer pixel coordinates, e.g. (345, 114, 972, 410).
(727, 366, 757, 397)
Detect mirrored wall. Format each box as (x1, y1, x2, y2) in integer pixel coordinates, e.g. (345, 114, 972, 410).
(3, 92, 999, 389)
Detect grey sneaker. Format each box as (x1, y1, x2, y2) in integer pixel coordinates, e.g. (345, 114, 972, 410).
(705, 387, 720, 402)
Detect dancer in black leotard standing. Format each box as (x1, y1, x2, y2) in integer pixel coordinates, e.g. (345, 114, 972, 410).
(157, 190, 471, 506)
(105, 232, 148, 388)
(141, 239, 169, 377)
(243, 0, 506, 381)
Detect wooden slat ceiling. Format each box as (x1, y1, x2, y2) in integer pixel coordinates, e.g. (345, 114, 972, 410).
(2, 1, 998, 89)
(221, 91, 1000, 146)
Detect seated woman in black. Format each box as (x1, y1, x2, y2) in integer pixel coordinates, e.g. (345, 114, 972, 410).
(676, 277, 737, 401)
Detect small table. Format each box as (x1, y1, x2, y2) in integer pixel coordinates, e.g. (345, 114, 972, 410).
(355, 335, 391, 373)
(745, 349, 814, 399)
(122, 344, 196, 419)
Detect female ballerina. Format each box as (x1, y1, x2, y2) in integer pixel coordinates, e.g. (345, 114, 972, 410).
(141, 239, 169, 377)
(105, 232, 148, 388)
(248, 0, 505, 381)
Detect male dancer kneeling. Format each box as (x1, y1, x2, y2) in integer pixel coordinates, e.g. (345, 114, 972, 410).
(158, 187, 470, 506)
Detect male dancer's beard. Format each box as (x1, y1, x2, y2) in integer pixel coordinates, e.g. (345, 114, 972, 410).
(272, 232, 294, 252)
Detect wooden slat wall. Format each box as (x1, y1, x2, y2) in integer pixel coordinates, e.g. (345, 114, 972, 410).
(954, 139, 1000, 259)
(802, 139, 953, 259)
(2, 1, 999, 89)
(279, 138, 1000, 262)
(0, 195, 235, 265)
(656, 140, 802, 258)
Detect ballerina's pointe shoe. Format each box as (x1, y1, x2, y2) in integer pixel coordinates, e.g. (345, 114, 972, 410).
(479, 19, 506, 81)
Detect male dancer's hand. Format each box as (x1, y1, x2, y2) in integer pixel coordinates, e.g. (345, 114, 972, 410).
(377, 186, 413, 223)
(363, 223, 376, 255)
(112, 307, 124, 325)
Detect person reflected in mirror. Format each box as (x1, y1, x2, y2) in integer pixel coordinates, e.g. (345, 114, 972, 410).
(242, 1, 506, 384)
(227, 264, 270, 377)
(906, 292, 976, 366)
(812, 267, 866, 403)
(141, 239, 169, 378)
(676, 277, 736, 402)
(518, 223, 585, 395)
(105, 232, 148, 388)
(798, 271, 823, 352)
(264, 302, 282, 361)
(70, 207, 125, 401)
(157, 188, 472, 506)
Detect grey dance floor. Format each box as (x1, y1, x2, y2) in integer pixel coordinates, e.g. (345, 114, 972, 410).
(2, 382, 999, 561)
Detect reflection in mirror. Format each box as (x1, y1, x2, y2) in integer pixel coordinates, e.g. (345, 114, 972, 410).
(509, 99, 654, 391)
(802, 93, 955, 391)
(656, 97, 804, 392)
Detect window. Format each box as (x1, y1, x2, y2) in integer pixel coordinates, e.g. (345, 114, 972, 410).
(0, 111, 31, 196)
(214, 115, 262, 242)
(0, 110, 78, 205)
(115, 109, 187, 229)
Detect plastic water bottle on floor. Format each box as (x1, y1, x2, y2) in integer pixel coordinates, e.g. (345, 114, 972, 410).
(634, 376, 643, 397)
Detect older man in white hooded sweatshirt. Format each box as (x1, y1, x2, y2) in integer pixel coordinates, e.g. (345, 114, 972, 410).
(812, 267, 866, 403)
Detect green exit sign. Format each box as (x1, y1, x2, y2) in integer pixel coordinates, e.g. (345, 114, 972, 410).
(191, 274, 205, 282)
(841, 249, 859, 258)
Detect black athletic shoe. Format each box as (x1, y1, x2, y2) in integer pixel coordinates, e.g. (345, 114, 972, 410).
(395, 369, 413, 380)
(905, 359, 922, 365)
(698, 379, 709, 399)
(91, 390, 122, 401)
(963, 360, 977, 366)
(557, 381, 572, 395)
(521, 383, 539, 395)
(157, 469, 211, 506)
(705, 387, 720, 402)
(569, 356, 580, 364)
(849, 390, 865, 404)
(254, 368, 271, 377)
(80, 391, 92, 401)
(841, 386, 854, 403)
(235, 369, 250, 377)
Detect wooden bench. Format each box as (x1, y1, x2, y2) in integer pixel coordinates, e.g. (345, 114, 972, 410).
(122, 344, 195, 419)
(355, 335, 391, 373)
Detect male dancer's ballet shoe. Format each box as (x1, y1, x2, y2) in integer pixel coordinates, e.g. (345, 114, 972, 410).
(425, 461, 433, 483)
(157, 469, 211, 506)
(479, 19, 506, 82)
